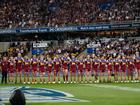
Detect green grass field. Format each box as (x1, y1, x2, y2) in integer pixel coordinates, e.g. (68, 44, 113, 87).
(1, 82, 140, 105)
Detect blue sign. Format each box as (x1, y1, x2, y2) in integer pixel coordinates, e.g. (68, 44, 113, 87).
(87, 48, 95, 54)
(32, 49, 44, 55)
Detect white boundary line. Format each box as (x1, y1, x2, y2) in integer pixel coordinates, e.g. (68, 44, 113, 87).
(83, 84, 140, 92)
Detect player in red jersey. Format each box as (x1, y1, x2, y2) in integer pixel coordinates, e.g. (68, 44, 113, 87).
(85, 55, 92, 82)
(113, 56, 120, 82)
(53, 56, 61, 83)
(39, 55, 46, 83)
(70, 55, 77, 83)
(99, 56, 107, 82)
(15, 53, 23, 83)
(127, 57, 135, 81)
(46, 58, 53, 83)
(23, 56, 31, 84)
(77, 57, 84, 82)
(62, 54, 69, 83)
(31, 55, 38, 84)
(107, 56, 113, 82)
(8, 57, 15, 83)
(120, 56, 127, 82)
(134, 57, 140, 81)
(92, 56, 99, 82)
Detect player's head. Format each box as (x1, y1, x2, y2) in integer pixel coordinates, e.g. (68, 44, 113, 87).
(122, 56, 125, 59)
(117, 55, 120, 59)
(87, 55, 90, 59)
(40, 55, 44, 60)
(64, 53, 66, 57)
(10, 56, 14, 60)
(48, 57, 52, 61)
(33, 55, 36, 58)
(56, 55, 59, 58)
(18, 53, 21, 57)
(101, 55, 105, 59)
(54, 57, 57, 60)
(92, 54, 95, 58)
(71, 55, 75, 59)
(24, 56, 28, 60)
(3, 56, 7, 61)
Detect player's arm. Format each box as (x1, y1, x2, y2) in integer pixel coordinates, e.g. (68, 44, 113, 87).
(0, 61, 1, 72)
(90, 59, 92, 69)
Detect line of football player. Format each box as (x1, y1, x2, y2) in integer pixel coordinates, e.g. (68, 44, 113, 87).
(1, 53, 140, 84)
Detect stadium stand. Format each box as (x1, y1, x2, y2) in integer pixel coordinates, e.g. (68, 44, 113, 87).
(0, 0, 139, 28)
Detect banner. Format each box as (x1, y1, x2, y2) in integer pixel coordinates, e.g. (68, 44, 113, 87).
(33, 42, 48, 48)
(0, 21, 140, 34)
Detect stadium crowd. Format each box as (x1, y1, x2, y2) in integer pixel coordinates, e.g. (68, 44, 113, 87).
(91, 38, 140, 58)
(7, 42, 30, 57)
(0, 0, 139, 28)
(44, 43, 86, 58)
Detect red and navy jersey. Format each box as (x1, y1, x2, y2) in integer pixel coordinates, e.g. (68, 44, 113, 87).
(53, 59, 61, 70)
(113, 59, 120, 71)
(92, 59, 99, 69)
(62, 57, 69, 69)
(70, 59, 77, 71)
(8, 60, 15, 72)
(85, 59, 92, 70)
(15, 57, 23, 70)
(77, 60, 84, 71)
(134, 58, 140, 69)
(46, 61, 53, 72)
(107, 59, 113, 71)
(99, 59, 106, 70)
(128, 59, 135, 70)
(23, 59, 30, 71)
(31, 58, 38, 71)
(120, 59, 127, 71)
(39, 59, 46, 72)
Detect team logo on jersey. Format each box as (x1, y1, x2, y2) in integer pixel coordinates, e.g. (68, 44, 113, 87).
(0, 87, 88, 103)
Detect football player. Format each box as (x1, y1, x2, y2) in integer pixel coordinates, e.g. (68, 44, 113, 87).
(77, 57, 84, 82)
(92, 55, 99, 82)
(31, 55, 38, 84)
(53, 56, 61, 83)
(23, 56, 31, 84)
(84, 55, 92, 83)
(61, 54, 69, 83)
(113, 56, 120, 82)
(8, 56, 15, 83)
(39, 55, 46, 83)
(127, 56, 135, 82)
(120, 56, 127, 82)
(99, 56, 107, 83)
(107, 56, 113, 82)
(70, 55, 77, 83)
(46, 57, 53, 83)
(15, 53, 23, 83)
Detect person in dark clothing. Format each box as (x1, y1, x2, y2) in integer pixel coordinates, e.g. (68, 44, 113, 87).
(9, 89, 26, 105)
(0, 56, 9, 84)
